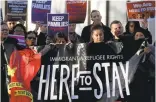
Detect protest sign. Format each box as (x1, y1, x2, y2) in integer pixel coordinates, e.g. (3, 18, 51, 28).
(127, 1, 155, 21)
(47, 13, 69, 37)
(66, 0, 87, 23)
(8, 34, 25, 46)
(5, 41, 152, 102)
(6, 0, 27, 21)
(31, 0, 51, 24)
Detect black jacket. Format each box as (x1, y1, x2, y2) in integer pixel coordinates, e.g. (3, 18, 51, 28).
(37, 32, 46, 46)
(1, 43, 17, 102)
(81, 23, 113, 43)
(69, 32, 83, 43)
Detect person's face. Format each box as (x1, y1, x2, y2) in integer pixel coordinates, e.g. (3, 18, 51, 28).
(40, 24, 47, 33)
(137, 14, 142, 19)
(91, 11, 102, 24)
(69, 24, 76, 33)
(46, 36, 53, 44)
(111, 23, 123, 37)
(91, 29, 104, 43)
(7, 21, 16, 30)
(13, 26, 25, 35)
(0, 24, 9, 41)
(26, 33, 36, 46)
(56, 38, 66, 44)
(134, 32, 145, 40)
(129, 22, 135, 33)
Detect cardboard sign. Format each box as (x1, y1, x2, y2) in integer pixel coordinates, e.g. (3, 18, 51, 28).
(47, 13, 69, 37)
(67, 0, 87, 23)
(31, 0, 51, 24)
(127, 1, 155, 21)
(7, 0, 27, 21)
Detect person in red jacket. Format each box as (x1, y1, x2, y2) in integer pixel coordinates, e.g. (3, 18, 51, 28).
(8, 31, 42, 102)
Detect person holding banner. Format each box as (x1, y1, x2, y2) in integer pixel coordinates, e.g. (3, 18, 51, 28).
(8, 30, 53, 102)
(89, 24, 104, 43)
(116, 28, 155, 102)
(81, 10, 113, 43)
(124, 21, 152, 44)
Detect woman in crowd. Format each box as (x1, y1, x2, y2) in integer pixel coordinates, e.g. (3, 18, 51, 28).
(90, 24, 104, 43)
(54, 32, 68, 44)
(123, 21, 140, 35)
(8, 31, 41, 102)
(117, 28, 155, 102)
(124, 21, 152, 44)
(12, 24, 27, 36)
(25, 31, 37, 46)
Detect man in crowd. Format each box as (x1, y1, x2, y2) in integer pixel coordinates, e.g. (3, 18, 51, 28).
(81, 10, 113, 43)
(69, 23, 83, 43)
(1, 22, 17, 102)
(34, 22, 47, 45)
(6, 21, 17, 34)
(110, 20, 124, 41)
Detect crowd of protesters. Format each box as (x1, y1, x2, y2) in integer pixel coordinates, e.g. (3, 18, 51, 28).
(1, 9, 155, 102)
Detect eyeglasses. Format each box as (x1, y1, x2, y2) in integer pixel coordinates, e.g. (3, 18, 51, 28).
(27, 37, 36, 40)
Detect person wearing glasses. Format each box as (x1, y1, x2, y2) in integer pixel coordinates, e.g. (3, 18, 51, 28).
(25, 31, 37, 47)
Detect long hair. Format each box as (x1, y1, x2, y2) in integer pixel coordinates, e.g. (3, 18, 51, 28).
(125, 21, 140, 34)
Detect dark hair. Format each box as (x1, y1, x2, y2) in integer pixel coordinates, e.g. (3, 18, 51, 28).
(91, 10, 100, 17)
(110, 20, 122, 28)
(91, 24, 104, 33)
(12, 24, 27, 35)
(125, 21, 140, 34)
(134, 28, 148, 38)
(90, 24, 104, 42)
(54, 32, 68, 43)
(25, 31, 37, 39)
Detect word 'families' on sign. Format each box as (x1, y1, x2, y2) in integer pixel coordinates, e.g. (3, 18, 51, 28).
(47, 13, 69, 36)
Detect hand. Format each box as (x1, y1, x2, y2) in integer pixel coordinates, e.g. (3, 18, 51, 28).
(106, 40, 113, 44)
(144, 47, 151, 54)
